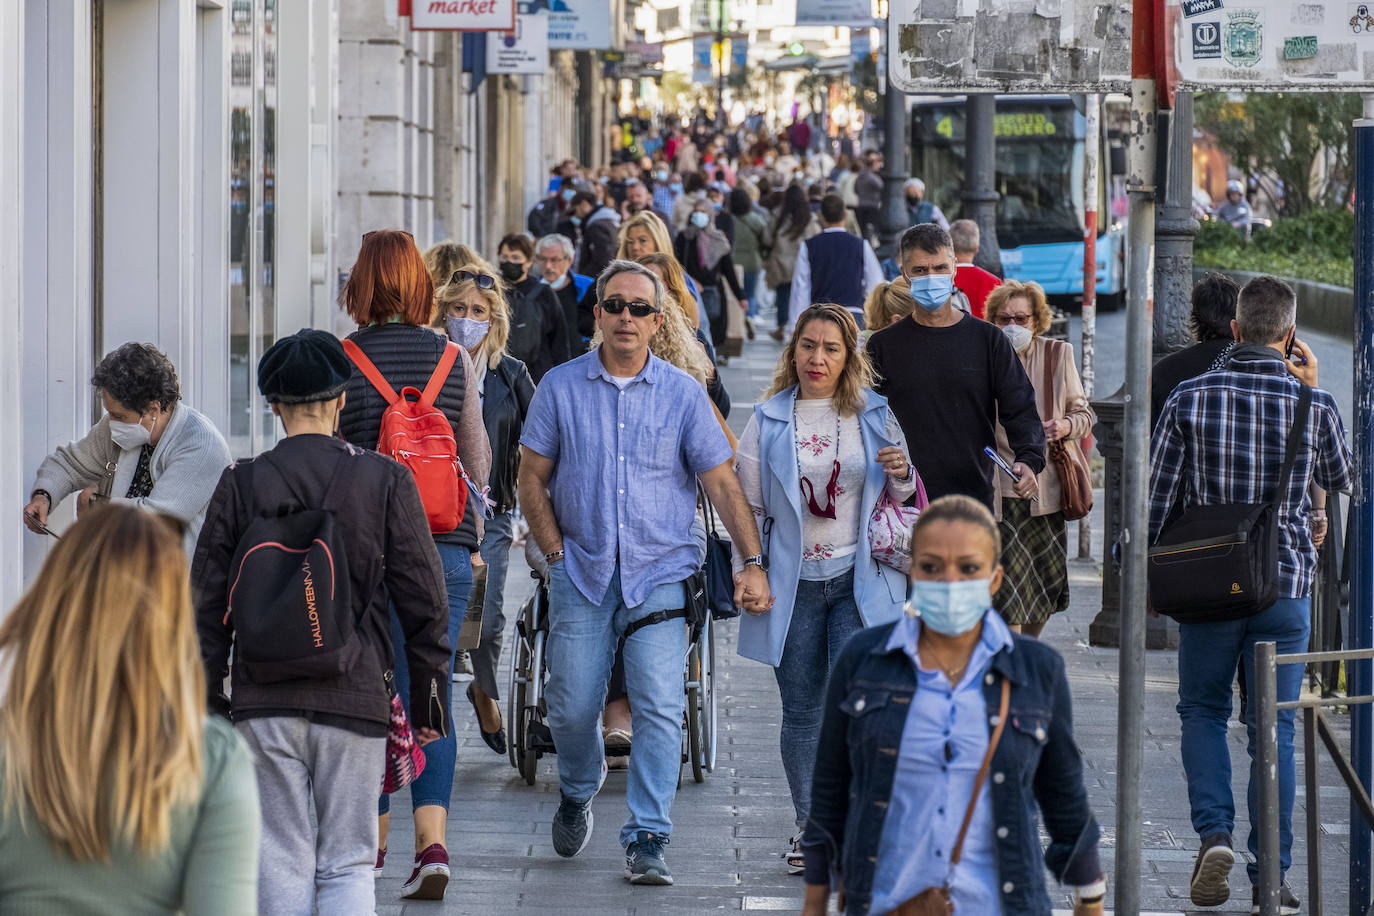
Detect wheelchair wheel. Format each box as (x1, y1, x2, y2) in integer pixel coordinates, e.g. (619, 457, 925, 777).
(507, 608, 528, 772)
(687, 628, 705, 784)
(518, 629, 546, 786)
(702, 615, 717, 773)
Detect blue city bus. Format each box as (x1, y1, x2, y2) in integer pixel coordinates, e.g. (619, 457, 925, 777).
(909, 95, 1127, 308)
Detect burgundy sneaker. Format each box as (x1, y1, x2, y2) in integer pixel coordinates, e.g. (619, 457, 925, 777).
(374, 847, 386, 874)
(400, 843, 450, 900)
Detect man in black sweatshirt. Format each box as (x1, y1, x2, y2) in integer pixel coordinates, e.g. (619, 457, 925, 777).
(866, 223, 1046, 508)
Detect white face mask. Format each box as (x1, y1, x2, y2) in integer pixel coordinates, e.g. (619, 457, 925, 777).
(1002, 323, 1033, 352)
(109, 416, 153, 450)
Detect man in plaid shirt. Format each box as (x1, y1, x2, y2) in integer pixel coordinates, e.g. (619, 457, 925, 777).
(1149, 276, 1351, 913)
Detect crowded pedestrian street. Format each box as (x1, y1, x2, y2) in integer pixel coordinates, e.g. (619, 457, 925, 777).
(361, 333, 1357, 915)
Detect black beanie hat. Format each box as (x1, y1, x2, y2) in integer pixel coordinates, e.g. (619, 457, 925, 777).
(257, 329, 352, 404)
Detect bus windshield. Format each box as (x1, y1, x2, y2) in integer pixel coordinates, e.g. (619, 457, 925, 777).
(911, 99, 1085, 250)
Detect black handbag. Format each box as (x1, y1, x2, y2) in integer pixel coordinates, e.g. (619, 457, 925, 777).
(1148, 384, 1311, 624)
(698, 485, 740, 619)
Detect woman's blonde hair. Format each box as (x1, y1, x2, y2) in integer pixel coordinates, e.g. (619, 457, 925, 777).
(637, 252, 700, 329)
(985, 279, 1053, 336)
(0, 505, 205, 861)
(433, 257, 510, 370)
(617, 211, 673, 259)
(591, 292, 712, 387)
(862, 280, 916, 331)
(766, 303, 875, 416)
(422, 240, 480, 289)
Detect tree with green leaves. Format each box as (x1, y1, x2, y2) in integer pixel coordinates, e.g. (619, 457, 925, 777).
(1195, 92, 1362, 215)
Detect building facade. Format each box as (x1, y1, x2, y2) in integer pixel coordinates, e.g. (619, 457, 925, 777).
(2, 0, 599, 606)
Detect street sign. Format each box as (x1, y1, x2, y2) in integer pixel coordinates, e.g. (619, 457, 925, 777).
(886, 0, 1132, 92)
(795, 0, 872, 28)
(410, 0, 516, 31)
(486, 5, 548, 72)
(1165, 0, 1374, 89)
(547, 0, 612, 50)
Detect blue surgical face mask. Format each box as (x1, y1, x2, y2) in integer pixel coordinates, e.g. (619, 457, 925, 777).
(904, 579, 991, 636)
(446, 316, 490, 350)
(561, 188, 576, 202)
(655, 169, 669, 182)
(690, 211, 710, 229)
(907, 273, 954, 312)
(570, 215, 582, 226)
(670, 182, 684, 195)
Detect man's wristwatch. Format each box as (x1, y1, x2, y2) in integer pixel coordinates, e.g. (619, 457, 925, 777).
(742, 554, 768, 572)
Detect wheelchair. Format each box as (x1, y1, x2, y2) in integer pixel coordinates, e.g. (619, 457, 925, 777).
(506, 568, 718, 786)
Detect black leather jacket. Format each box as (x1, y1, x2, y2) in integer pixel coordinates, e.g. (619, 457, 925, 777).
(482, 354, 536, 515)
(192, 435, 452, 736)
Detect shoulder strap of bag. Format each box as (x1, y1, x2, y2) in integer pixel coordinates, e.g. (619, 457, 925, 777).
(1270, 384, 1313, 511)
(420, 341, 460, 409)
(950, 677, 1011, 869)
(1042, 341, 1059, 423)
(341, 339, 400, 405)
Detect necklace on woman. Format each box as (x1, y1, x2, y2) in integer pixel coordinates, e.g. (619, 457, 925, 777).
(794, 401, 843, 519)
(919, 633, 969, 683)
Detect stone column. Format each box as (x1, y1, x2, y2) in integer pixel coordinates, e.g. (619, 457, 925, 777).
(962, 94, 1003, 277)
(1153, 91, 1198, 358)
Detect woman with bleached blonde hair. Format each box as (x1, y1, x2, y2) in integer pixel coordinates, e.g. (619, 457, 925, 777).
(435, 259, 535, 756)
(637, 251, 731, 417)
(0, 504, 260, 911)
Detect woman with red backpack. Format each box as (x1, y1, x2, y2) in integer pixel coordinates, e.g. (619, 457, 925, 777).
(338, 229, 492, 901)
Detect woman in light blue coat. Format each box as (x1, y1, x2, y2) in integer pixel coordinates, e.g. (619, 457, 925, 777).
(734, 303, 923, 874)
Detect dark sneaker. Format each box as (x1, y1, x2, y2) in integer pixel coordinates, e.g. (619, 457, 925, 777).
(625, 831, 673, 885)
(374, 846, 386, 874)
(784, 833, 804, 876)
(1190, 832, 1235, 907)
(1251, 882, 1301, 915)
(552, 760, 607, 858)
(400, 843, 449, 900)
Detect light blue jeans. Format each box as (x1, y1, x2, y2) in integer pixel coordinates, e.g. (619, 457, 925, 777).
(379, 542, 472, 814)
(545, 561, 687, 846)
(1177, 596, 1311, 882)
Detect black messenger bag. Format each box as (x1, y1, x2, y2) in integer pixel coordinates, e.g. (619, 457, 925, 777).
(1147, 385, 1311, 625)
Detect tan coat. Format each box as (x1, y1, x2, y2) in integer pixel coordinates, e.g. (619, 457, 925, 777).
(994, 335, 1095, 519)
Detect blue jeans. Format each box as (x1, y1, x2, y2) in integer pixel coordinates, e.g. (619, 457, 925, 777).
(379, 542, 473, 814)
(774, 567, 863, 829)
(472, 510, 514, 701)
(1177, 597, 1311, 882)
(545, 561, 687, 846)
(774, 281, 792, 330)
(741, 269, 761, 318)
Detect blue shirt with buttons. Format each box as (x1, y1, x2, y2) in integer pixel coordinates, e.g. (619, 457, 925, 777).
(520, 347, 733, 608)
(868, 608, 1014, 916)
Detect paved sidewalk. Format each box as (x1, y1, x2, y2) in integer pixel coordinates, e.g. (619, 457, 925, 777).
(375, 331, 1355, 914)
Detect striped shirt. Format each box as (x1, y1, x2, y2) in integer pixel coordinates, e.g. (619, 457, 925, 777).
(1148, 346, 1351, 599)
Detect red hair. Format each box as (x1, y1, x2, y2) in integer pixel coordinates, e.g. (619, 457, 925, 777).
(340, 229, 435, 326)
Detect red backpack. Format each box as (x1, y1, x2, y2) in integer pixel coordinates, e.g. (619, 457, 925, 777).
(342, 339, 468, 533)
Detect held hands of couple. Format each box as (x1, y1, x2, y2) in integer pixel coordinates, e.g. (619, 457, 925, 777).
(733, 565, 774, 616)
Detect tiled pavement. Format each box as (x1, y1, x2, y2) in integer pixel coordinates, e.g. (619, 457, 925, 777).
(376, 324, 1356, 914)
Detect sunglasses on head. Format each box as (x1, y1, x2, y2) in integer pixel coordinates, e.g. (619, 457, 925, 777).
(600, 297, 658, 318)
(452, 269, 496, 290)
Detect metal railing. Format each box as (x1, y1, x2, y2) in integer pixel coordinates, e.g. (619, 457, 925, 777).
(1254, 641, 1374, 916)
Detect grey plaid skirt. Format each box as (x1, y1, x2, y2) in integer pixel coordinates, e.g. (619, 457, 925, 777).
(993, 497, 1069, 626)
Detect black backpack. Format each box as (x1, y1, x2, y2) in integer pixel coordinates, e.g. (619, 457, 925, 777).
(225, 451, 360, 683)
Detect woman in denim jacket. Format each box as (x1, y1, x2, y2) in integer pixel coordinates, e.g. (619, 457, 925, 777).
(735, 303, 921, 872)
(800, 496, 1105, 916)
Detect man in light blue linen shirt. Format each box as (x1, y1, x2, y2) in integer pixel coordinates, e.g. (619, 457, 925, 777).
(518, 259, 771, 886)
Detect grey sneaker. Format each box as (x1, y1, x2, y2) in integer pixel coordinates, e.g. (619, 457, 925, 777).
(551, 760, 607, 858)
(1190, 832, 1235, 907)
(1251, 882, 1301, 915)
(624, 831, 673, 885)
